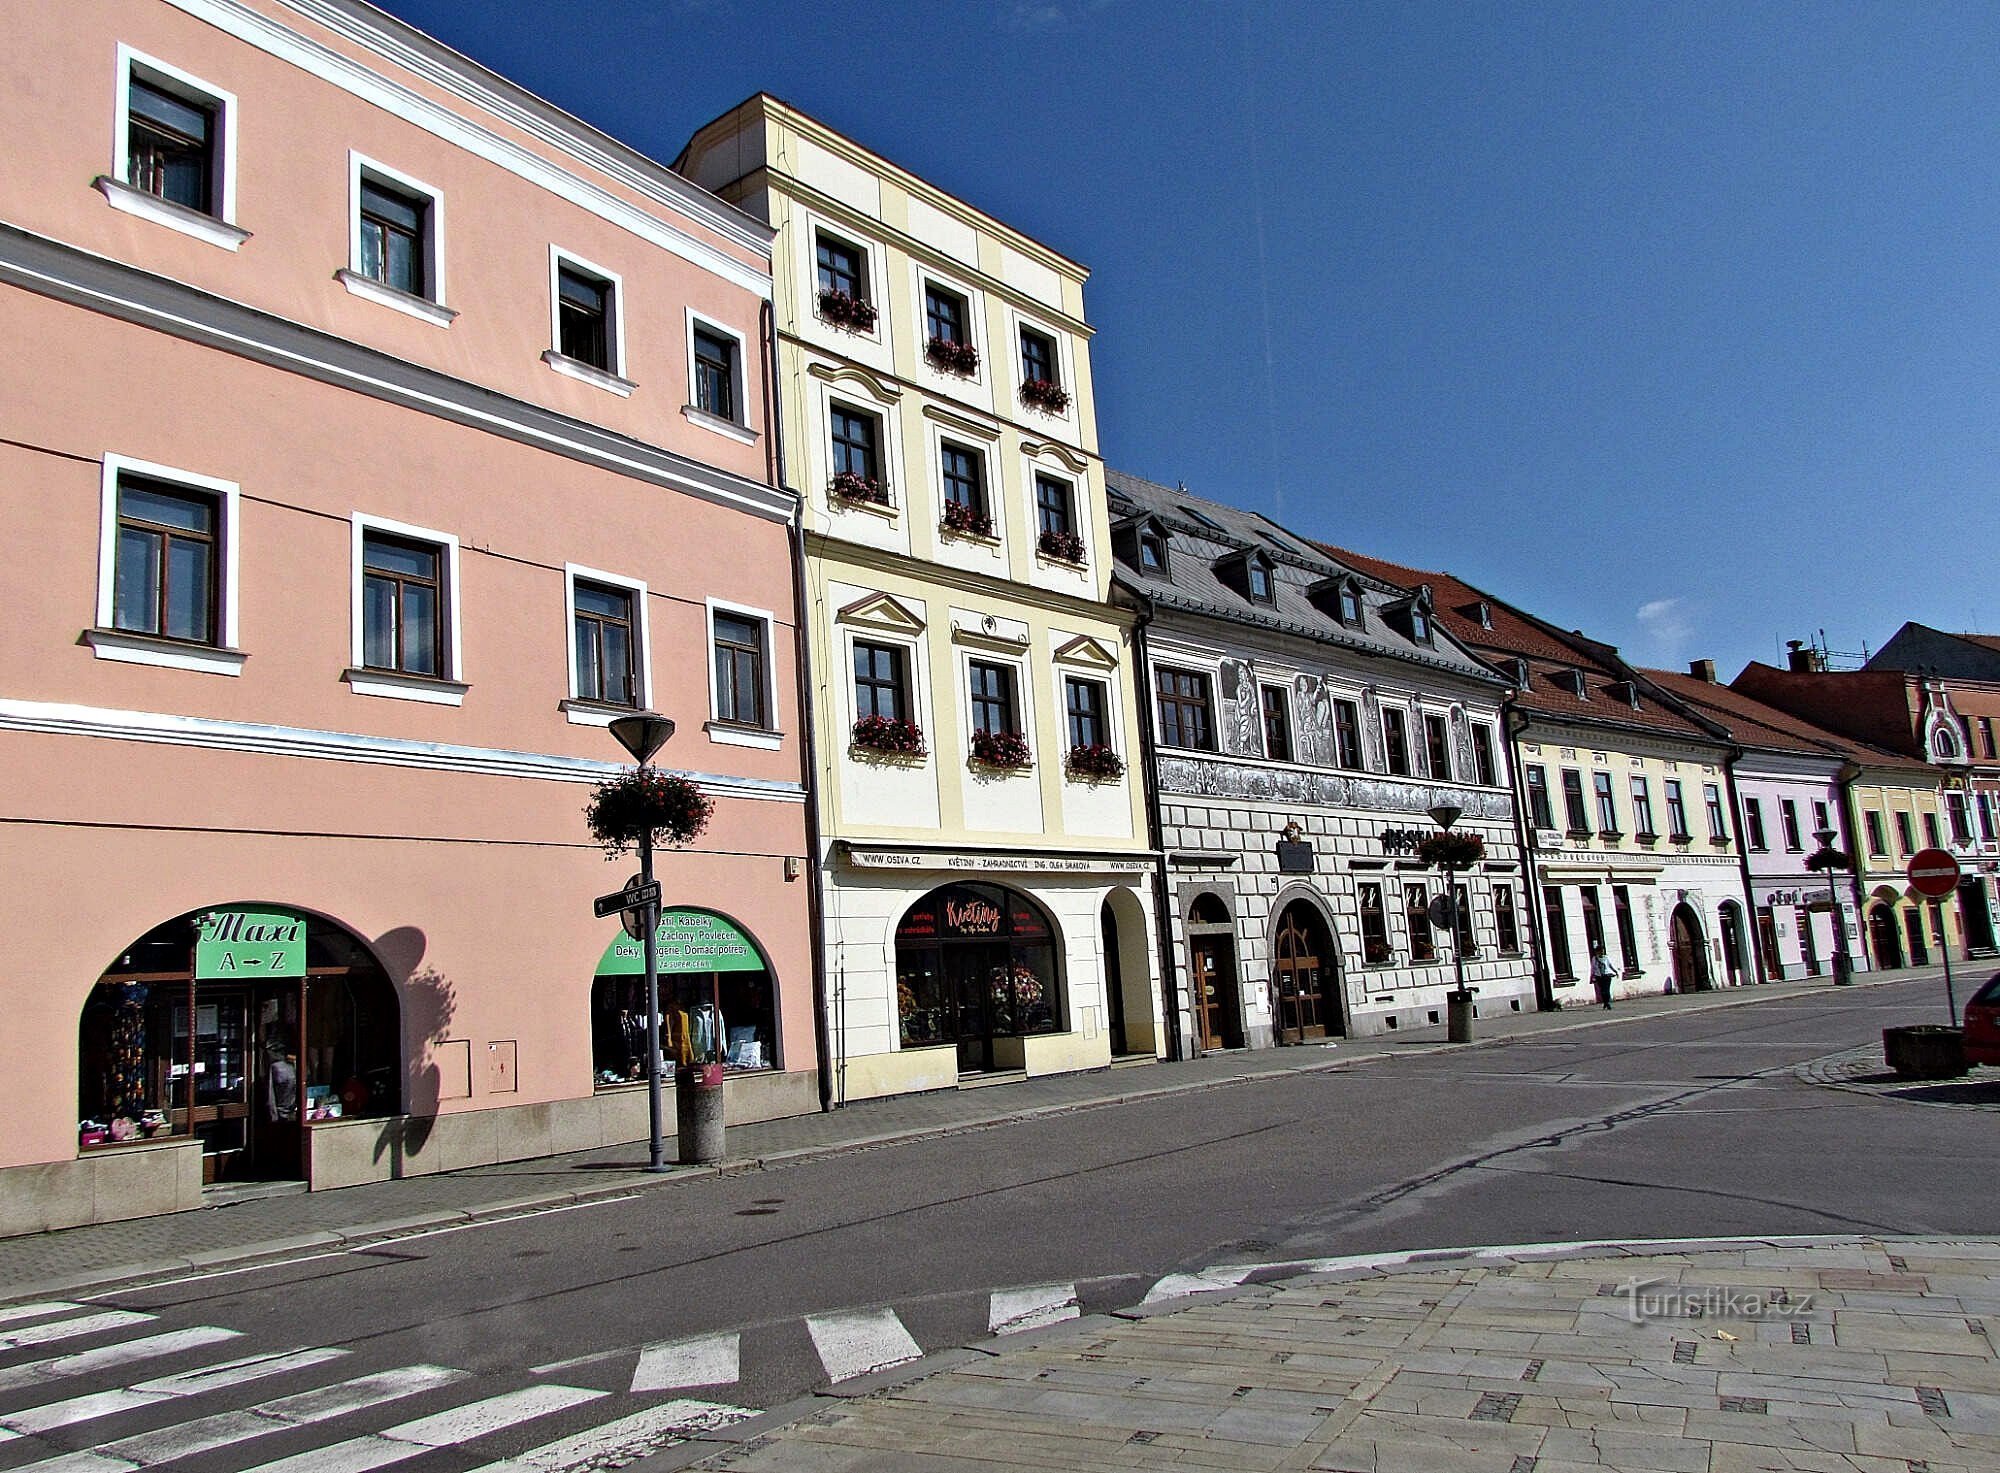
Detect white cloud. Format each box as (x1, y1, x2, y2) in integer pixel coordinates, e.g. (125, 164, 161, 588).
(1001, 0, 1113, 32)
(1634, 597, 1696, 665)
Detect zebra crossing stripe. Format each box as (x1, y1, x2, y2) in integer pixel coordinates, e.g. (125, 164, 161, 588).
(236, 1385, 606, 1473)
(0, 1313, 155, 1352)
(987, 1284, 1080, 1335)
(0, 1329, 243, 1393)
(629, 1333, 739, 1393)
(0, 1349, 350, 1436)
(0, 1304, 84, 1328)
(6, 1364, 468, 1473)
(804, 1309, 921, 1383)
(1142, 1266, 1254, 1303)
(461, 1400, 755, 1473)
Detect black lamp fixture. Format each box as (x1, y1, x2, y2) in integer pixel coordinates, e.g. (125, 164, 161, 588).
(608, 713, 676, 766)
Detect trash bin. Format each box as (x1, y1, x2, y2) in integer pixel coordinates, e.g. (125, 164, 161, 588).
(1831, 953, 1853, 986)
(676, 1061, 726, 1164)
(1447, 988, 1475, 1044)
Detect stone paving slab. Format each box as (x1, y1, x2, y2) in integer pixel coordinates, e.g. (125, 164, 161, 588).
(657, 1237, 2000, 1473)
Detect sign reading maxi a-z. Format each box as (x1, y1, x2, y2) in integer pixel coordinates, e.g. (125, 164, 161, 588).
(196, 910, 308, 980)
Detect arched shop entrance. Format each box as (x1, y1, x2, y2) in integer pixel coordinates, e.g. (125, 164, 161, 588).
(895, 884, 1062, 1074)
(1717, 901, 1747, 985)
(593, 908, 778, 1082)
(1185, 892, 1241, 1052)
(1271, 899, 1342, 1042)
(78, 907, 399, 1184)
(1870, 902, 1904, 969)
(1668, 903, 1711, 993)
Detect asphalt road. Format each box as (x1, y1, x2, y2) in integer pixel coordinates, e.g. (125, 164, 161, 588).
(10, 977, 1993, 1471)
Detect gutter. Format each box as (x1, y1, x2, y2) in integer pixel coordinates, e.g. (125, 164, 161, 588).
(1128, 591, 1189, 1061)
(1718, 746, 1768, 982)
(763, 297, 834, 1113)
(1501, 696, 1556, 1010)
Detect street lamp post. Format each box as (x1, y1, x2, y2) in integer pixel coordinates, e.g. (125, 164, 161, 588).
(1812, 826, 1854, 987)
(608, 714, 676, 1173)
(1428, 803, 1475, 1043)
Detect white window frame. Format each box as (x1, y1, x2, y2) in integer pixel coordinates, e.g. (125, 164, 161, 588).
(682, 308, 754, 443)
(91, 453, 244, 675)
(809, 222, 882, 340)
(106, 44, 244, 250)
(347, 513, 464, 705)
(562, 564, 651, 724)
(705, 597, 781, 748)
(339, 151, 453, 325)
(1148, 653, 1224, 754)
(544, 245, 631, 394)
(1008, 306, 1074, 415)
(915, 267, 985, 386)
(960, 649, 1033, 745)
(845, 627, 926, 735)
(1062, 672, 1116, 755)
(822, 388, 902, 513)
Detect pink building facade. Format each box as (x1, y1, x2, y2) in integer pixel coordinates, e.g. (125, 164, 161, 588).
(0, 0, 818, 1233)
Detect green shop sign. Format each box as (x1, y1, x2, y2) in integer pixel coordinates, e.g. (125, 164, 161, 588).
(196, 909, 307, 980)
(598, 908, 763, 977)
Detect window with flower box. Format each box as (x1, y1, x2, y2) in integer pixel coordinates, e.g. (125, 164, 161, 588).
(1155, 667, 1214, 752)
(1019, 326, 1068, 412)
(939, 442, 992, 536)
(969, 660, 1017, 737)
(851, 640, 923, 755)
(1034, 474, 1084, 563)
(923, 283, 977, 374)
(1064, 676, 1107, 750)
(815, 231, 875, 330)
(828, 405, 888, 505)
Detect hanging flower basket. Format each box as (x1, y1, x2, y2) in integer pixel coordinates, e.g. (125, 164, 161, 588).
(1037, 528, 1087, 565)
(970, 729, 1032, 770)
(1019, 377, 1070, 413)
(940, 500, 995, 538)
(1805, 846, 1850, 873)
(584, 768, 713, 856)
(817, 288, 877, 332)
(925, 337, 979, 376)
(1416, 830, 1486, 870)
(1065, 743, 1125, 782)
(829, 470, 890, 508)
(852, 716, 927, 758)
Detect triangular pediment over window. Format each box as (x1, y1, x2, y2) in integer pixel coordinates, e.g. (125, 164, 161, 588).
(1053, 634, 1120, 670)
(836, 591, 926, 633)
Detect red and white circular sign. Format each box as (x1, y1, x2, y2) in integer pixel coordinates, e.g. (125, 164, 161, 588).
(1906, 848, 1962, 898)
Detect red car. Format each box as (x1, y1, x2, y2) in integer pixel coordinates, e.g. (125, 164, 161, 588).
(1966, 973, 2000, 1067)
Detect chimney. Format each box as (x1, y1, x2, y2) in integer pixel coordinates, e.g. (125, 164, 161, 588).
(1786, 639, 1821, 674)
(1688, 658, 1716, 683)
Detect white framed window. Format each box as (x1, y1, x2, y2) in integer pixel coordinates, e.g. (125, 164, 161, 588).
(346, 513, 464, 704)
(916, 267, 984, 382)
(543, 245, 631, 394)
(683, 308, 753, 442)
(562, 564, 651, 724)
(89, 453, 244, 675)
(338, 152, 453, 325)
(811, 223, 881, 337)
(705, 598, 780, 747)
(104, 44, 245, 250)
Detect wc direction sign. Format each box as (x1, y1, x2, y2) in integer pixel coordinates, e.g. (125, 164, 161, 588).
(1907, 848, 1961, 898)
(595, 875, 661, 920)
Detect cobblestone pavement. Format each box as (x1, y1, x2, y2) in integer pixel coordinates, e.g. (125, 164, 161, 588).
(676, 1236, 2000, 1473)
(0, 969, 1931, 1301)
(1799, 1046, 2000, 1111)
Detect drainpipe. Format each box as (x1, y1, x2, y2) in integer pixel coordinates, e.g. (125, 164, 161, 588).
(1130, 595, 1187, 1061)
(1501, 697, 1555, 1010)
(1836, 761, 1873, 971)
(763, 297, 834, 1113)
(1719, 747, 1766, 982)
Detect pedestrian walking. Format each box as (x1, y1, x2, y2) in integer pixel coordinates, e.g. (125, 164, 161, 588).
(1590, 944, 1616, 1010)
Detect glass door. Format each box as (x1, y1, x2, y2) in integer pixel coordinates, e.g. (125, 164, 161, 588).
(180, 988, 250, 1181)
(946, 942, 1007, 1073)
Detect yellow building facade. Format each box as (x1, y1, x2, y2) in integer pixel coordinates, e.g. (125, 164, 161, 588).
(1845, 762, 1961, 968)
(679, 98, 1159, 1101)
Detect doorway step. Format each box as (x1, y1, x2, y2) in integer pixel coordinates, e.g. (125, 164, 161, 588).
(201, 1179, 308, 1207)
(1108, 1053, 1156, 1069)
(957, 1068, 1029, 1090)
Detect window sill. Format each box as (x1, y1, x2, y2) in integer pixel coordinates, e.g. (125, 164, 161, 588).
(85, 627, 246, 676)
(1668, 833, 1694, 844)
(1598, 830, 1624, 840)
(94, 176, 250, 251)
(682, 404, 758, 445)
(334, 268, 457, 327)
(705, 720, 783, 750)
(939, 524, 1001, 547)
(1566, 828, 1592, 839)
(1634, 832, 1660, 844)
(561, 697, 639, 728)
(829, 492, 899, 521)
(343, 667, 468, 706)
(541, 349, 635, 397)
(1035, 549, 1090, 573)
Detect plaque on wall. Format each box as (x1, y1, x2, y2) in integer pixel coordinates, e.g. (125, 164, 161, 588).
(1276, 840, 1315, 874)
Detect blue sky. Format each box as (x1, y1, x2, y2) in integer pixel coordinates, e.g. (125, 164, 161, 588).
(377, 0, 2000, 679)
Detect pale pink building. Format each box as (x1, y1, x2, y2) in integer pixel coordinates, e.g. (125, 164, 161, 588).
(0, 0, 819, 1233)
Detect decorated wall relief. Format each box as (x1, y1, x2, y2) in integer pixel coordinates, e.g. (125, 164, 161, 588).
(1157, 754, 1515, 822)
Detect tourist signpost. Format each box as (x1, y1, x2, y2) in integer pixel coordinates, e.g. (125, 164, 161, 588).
(1907, 848, 1962, 1025)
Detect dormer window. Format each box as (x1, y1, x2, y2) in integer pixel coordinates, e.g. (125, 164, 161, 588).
(1338, 580, 1362, 626)
(1474, 601, 1492, 629)
(1558, 669, 1589, 699)
(1138, 524, 1169, 574)
(1509, 658, 1530, 688)
(1242, 555, 1275, 605)
(1608, 680, 1641, 711)
(1409, 606, 1433, 644)
(1934, 725, 1960, 759)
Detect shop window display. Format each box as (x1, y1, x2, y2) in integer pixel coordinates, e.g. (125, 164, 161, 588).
(895, 883, 1063, 1072)
(591, 908, 777, 1084)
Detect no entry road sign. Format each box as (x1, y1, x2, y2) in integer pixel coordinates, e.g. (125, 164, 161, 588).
(1906, 848, 1961, 899)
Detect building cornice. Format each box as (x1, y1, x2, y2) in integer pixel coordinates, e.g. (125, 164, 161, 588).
(180, 0, 773, 292)
(1, 225, 799, 525)
(806, 530, 1134, 629)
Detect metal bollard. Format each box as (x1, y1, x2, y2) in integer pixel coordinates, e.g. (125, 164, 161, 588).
(675, 1062, 726, 1164)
